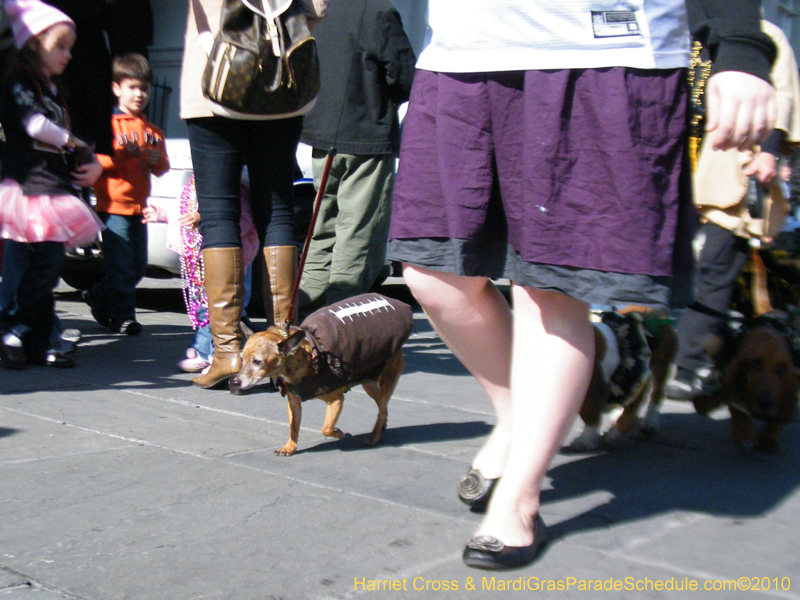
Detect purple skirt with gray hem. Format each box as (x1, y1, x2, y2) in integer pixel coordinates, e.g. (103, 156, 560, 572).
(388, 68, 694, 308)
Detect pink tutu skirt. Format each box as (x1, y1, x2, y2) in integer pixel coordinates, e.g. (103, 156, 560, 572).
(0, 179, 104, 248)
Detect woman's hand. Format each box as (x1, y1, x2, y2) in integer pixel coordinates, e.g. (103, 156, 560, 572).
(705, 71, 777, 152)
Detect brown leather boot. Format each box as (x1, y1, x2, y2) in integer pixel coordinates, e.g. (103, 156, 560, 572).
(261, 245, 298, 328)
(192, 247, 244, 389)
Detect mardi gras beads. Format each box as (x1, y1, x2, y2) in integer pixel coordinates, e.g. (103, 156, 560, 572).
(179, 175, 209, 329)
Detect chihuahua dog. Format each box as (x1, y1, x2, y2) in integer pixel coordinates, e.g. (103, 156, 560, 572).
(693, 319, 799, 454)
(568, 307, 678, 452)
(232, 294, 414, 456)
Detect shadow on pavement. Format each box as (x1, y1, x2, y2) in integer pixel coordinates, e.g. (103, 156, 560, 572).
(0, 427, 21, 439)
(546, 411, 800, 540)
(0, 320, 198, 395)
(401, 333, 471, 376)
(296, 420, 493, 454)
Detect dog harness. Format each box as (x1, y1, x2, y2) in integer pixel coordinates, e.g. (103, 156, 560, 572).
(280, 293, 414, 401)
(597, 311, 652, 407)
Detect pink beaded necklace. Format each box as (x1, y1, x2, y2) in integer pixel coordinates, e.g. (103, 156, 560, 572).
(179, 175, 209, 329)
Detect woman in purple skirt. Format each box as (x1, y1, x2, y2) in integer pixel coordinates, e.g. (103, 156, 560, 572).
(388, 0, 776, 570)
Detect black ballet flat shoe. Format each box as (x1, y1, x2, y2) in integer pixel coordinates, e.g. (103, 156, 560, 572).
(462, 513, 548, 570)
(458, 468, 498, 511)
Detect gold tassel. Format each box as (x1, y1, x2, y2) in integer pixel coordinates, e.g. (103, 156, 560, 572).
(688, 41, 712, 171)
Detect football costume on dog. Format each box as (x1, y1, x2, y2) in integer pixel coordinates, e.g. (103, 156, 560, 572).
(280, 294, 414, 400)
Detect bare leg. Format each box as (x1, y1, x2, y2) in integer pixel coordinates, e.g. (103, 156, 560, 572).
(476, 285, 594, 546)
(403, 264, 513, 479)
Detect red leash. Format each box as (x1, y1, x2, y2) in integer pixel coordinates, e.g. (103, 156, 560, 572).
(283, 0, 368, 334)
(284, 149, 337, 333)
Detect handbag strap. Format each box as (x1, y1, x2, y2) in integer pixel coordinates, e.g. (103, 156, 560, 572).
(193, 0, 285, 59)
(242, 0, 292, 19)
(191, 0, 215, 56)
(238, 0, 284, 57)
(191, 0, 212, 35)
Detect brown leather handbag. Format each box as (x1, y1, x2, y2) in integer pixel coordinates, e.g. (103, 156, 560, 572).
(201, 0, 320, 120)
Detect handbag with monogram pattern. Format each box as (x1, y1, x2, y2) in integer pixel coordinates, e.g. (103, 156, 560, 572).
(201, 0, 320, 120)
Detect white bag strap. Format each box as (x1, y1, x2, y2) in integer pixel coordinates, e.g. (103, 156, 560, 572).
(241, 0, 285, 57)
(241, 0, 292, 19)
(191, 0, 215, 55)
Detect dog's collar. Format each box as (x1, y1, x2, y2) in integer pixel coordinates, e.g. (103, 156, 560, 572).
(276, 377, 312, 401)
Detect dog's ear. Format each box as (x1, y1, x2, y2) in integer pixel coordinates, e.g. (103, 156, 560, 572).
(278, 330, 307, 357)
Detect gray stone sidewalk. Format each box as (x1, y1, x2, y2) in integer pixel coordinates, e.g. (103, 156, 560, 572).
(0, 279, 799, 599)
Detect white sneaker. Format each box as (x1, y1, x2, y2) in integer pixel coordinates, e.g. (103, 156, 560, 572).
(177, 348, 210, 373)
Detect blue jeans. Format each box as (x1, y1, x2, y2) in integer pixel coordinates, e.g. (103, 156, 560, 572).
(187, 116, 301, 249)
(0, 238, 27, 314)
(90, 213, 148, 323)
(0, 240, 64, 361)
(1, 243, 65, 342)
(191, 307, 213, 361)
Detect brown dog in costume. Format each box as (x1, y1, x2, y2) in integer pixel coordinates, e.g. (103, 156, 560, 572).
(231, 294, 414, 456)
(568, 307, 678, 452)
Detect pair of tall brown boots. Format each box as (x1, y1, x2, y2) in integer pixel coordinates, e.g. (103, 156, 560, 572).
(191, 245, 297, 390)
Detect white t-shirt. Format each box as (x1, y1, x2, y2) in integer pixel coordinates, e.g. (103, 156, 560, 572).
(417, 1, 691, 73)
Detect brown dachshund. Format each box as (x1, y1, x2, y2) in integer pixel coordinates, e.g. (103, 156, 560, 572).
(693, 324, 799, 454)
(231, 294, 413, 456)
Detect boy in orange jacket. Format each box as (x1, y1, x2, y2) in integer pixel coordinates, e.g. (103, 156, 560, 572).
(84, 53, 170, 334)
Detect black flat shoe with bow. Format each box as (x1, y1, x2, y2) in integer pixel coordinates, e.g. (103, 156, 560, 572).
(458, 468, 498, 511)
(462, 513, 548, 570)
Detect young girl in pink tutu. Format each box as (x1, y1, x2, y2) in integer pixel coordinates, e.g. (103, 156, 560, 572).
(0, 0, 104, 369)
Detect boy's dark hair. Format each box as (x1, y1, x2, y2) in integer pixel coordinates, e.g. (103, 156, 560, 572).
(112, 53, 152, 84)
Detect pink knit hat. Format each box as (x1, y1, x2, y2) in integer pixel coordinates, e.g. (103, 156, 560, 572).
(4, 0, 75, 49)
